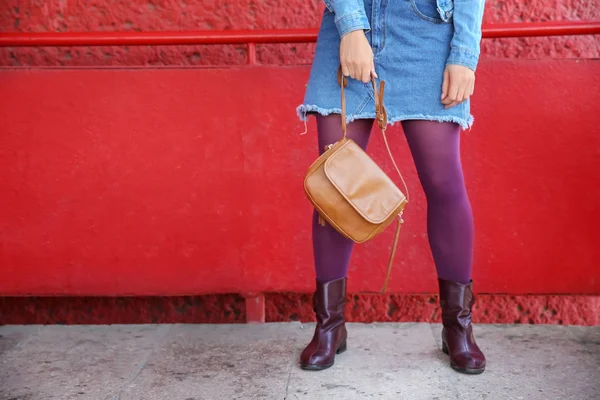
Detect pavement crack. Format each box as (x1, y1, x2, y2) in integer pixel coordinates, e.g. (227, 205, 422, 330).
(103, 324, 172, 400)
(283, 350, 296, 399)
(283, 330, 301, 399)
(429, 323, 461, 399)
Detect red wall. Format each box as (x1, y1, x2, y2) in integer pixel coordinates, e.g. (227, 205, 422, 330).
(0, 1, 599, 306)
(1, 60, 599, 297)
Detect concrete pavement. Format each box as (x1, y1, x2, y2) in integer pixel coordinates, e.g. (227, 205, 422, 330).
(1, 323, 598, 399)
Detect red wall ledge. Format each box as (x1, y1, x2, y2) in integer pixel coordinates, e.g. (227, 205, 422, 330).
(1, 21, 599, 47)
(0, 294, 597, 326)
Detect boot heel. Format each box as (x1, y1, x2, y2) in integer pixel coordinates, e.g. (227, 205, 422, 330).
(442, 341, 449, 355)
(336, 340, 347, 354)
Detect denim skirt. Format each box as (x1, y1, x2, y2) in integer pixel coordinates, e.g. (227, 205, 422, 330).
(297, 0, 473, 130)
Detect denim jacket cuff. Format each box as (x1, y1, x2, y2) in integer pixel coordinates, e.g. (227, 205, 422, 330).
(446, 46, 480, 72)
(335, 11, 371, 37)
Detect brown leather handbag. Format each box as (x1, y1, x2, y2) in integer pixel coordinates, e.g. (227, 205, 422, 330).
(304, 69, 409, 292)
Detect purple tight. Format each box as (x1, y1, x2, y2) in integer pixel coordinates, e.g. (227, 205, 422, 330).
(312, 115, 473, 285)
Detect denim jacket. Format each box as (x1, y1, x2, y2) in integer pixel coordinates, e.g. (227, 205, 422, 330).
(323, 0, 485, 71)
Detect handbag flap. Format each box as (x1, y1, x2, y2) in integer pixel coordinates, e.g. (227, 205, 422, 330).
(324, 140, 406, 224)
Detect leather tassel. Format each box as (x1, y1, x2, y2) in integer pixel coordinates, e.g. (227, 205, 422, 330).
(318, 214, 326, 227)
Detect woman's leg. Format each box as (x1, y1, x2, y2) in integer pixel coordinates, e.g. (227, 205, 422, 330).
(401, 120, 486, 374)
(300, 114, 374, 371)
(312, 115, 375, 282)
(401, 120, 473, 284)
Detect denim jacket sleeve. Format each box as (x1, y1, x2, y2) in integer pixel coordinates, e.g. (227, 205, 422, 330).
(323, 1, 371, 37)
(445, 0, 486, 71)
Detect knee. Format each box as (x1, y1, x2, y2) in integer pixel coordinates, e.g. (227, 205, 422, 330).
(420, 172, 467, 202)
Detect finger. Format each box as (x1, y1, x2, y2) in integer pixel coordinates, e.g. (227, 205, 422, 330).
(462, 79, 475, 103)
(345, 62, 355, 80)
(457, 83, 469, 105)
(341, 63, 351, 78)
(441, 68, 449, 100)
(447, 94, 463, 108)
(371, 60, 378, 79)
(351, 62, 361, 81)
(444, 81, 463, 108)
(361, 64, 371, 83)
(442, 79, 460, 106)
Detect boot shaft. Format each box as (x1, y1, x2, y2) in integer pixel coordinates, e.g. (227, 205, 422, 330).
(439, 278, 474, 329)
(314, 277, 347, 328)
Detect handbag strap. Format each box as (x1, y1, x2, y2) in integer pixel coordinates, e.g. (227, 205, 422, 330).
(337, 67, 410, 292)
(337, 67, 386, 134)
(381, 217, 403, 292)
(337, 67, 410, 201)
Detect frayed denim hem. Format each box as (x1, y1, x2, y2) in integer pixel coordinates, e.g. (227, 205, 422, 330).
(296, 104, 474, 131)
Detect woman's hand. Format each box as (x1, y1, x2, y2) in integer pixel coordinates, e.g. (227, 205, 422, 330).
(441, 64, 475, 108)
(340, 30, 376, 83)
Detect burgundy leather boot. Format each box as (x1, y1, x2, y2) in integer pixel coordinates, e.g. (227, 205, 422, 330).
(300, 277, 348, 371)
(439, 278, 486, 374)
